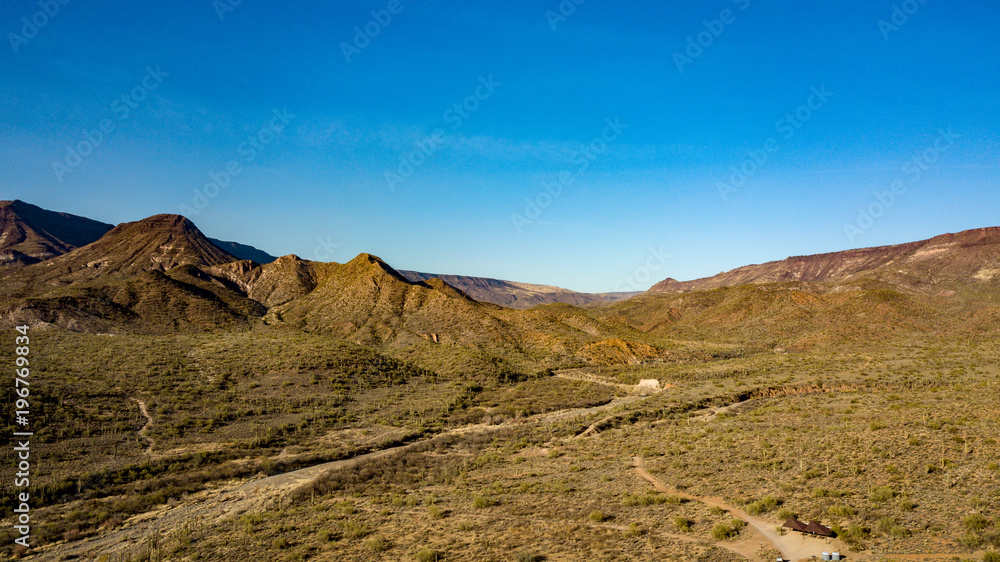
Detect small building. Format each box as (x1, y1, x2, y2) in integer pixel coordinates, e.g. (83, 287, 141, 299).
(804, 521, 834, 537)
(782, 517, 835, 537)
(782, 517, 807, 533)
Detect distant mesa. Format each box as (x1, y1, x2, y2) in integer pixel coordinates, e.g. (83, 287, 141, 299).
(400, 270, 640, 309)
(649, 226, 1000, 294)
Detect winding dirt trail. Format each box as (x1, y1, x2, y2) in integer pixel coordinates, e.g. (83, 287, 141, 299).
(550, 368, 668, 438)
(632, 456, 849, 562)
(33, 393, 649, 560)
(36, 388, 969, 561)
(133, 398, 155, 455)
(34, 445, 410, 560)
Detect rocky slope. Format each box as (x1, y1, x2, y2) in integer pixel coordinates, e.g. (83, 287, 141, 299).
(650, 227, 1000, 295)
(0, 199, 113, 266)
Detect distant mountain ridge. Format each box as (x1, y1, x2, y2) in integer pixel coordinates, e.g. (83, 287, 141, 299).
(649, 227, 1000, 294)
(0, 212, 652, 377)
(0, 199, 114, 266)
(207, 238, 277, 264)
(399, 270, 640, 309)
(0, 199, 631, 308)
(0, 199, 277, 266)
(1, 202, 998, 372)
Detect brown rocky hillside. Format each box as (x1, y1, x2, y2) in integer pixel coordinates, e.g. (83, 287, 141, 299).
(650, 226, 1000, 295)
(0, 199, 113, 267)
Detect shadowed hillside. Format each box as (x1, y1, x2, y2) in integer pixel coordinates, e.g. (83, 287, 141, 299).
(0, 215, 261, 331)
(0, 212, 668, 377)
(0, 199, 113, 267)
(218, 254, 665, 378)
(207, 238, 277, 264)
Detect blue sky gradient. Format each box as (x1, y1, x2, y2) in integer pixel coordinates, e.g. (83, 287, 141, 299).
(2, 0, 998, 291)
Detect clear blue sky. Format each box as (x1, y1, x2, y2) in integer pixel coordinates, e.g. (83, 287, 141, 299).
(2, 1, 998, 292)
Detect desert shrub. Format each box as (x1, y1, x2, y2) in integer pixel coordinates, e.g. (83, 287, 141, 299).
(710, 522, 736, 540)
(415, 547, 440, 562)
(965, 513, 990, 532)
(868, 486, 896, 503)
(876, 517, 910, 538)
(983, 552, 1000, 562)
(836, 524, 870, 546)
(746, 495, 779, 515)
(589, 510, 608, 523)
(828, 504, 856, 518)
(513, 551, 538, 562)
(472, 495, 494, 509)
(776, 507, 797, 519)
(343, 521, 369, 540)
(366, 536, 390, 553)
(673, 516, 693, 532)
(961, 531, 984, 549)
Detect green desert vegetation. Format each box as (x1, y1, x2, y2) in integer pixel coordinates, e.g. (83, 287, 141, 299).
(4, 325, 997, 559)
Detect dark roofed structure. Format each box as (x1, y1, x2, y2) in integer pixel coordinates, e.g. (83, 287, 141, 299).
(782, 517, 807, 532)
(783, 517, 835, 537)
(804, 520, 834, 537)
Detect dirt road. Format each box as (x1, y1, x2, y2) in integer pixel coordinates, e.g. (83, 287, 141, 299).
(30, 444, 413, 559)
(133, 398, 155, 455)
(33, 394, 648, 560)
(632, 456, 850, 562)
